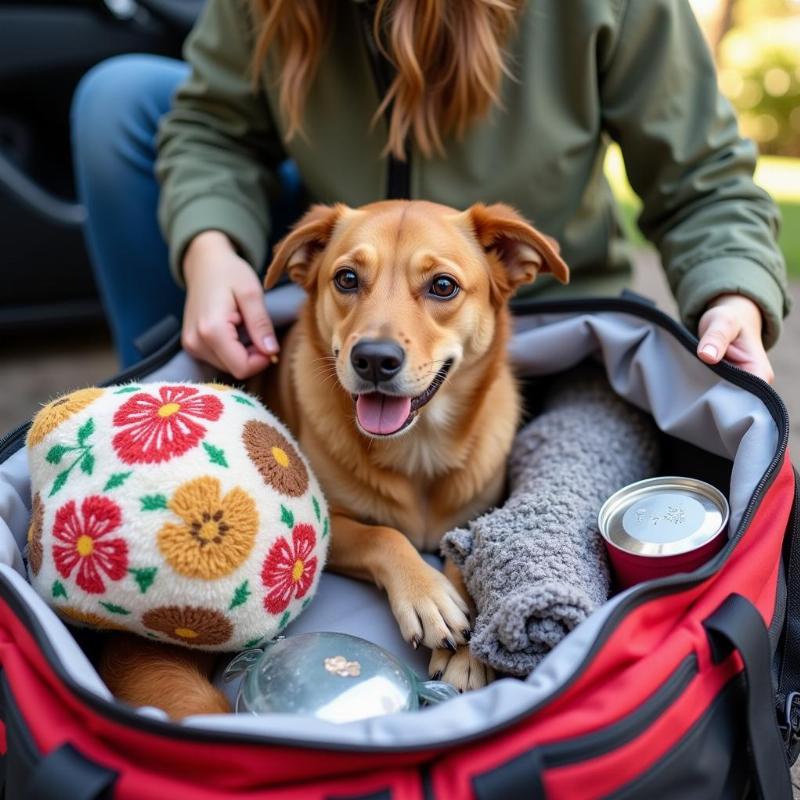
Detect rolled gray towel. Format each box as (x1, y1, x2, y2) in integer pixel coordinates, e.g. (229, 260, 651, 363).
(441, 366, 660, 677)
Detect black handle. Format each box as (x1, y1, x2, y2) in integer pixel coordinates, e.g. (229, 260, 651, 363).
(704, 593, 793, 799)
(133, 314, 181, 359)
(26, 743, 116, 800)
(778, 471, 800, 760)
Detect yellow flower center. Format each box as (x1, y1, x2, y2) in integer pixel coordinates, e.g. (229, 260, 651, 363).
(292, 558, 305, 582)
(158, 402, 181, 418)
(197, 521, 220, 542)
(76, 535, 94, 557)
(271, 446, 290, 468)
(174, 627, 199, 639)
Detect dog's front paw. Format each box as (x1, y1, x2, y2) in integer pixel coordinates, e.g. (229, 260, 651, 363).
(386, 562, 471, 651)
(429, 645, 494, 692)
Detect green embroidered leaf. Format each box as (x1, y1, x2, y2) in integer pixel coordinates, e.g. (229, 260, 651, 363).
(322, 517, 329, 538)
(129, 567, 157, 594)
(99, 601, 131, 616)
(103, 471, 132, 491)
(203, 441, 228, 468)
(278, 610, 291, 629)
(229, 580, 251, 610)
(145, 632, 160, 639)
(280, 505, 294, 529)
(243, 636, 264, 649)
(46, 444, 69, 465)
(114, 386, 140, 394)
(301, 597, 312, 610)
(80, 450, 95, 475)
(51, 580, 67, 599)
(233, 394, 255, 407)
(312, 495, 321, 522)
(49, 471, 69, 497)
(141, 494, 168, 511)
(77, 417, 95, 446)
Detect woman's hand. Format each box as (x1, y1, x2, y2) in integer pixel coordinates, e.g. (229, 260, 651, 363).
(182, 230, 279, 380)
(697, 294, 774, 383)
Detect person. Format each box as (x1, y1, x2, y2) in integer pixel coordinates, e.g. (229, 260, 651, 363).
(72, 0, 790, 382)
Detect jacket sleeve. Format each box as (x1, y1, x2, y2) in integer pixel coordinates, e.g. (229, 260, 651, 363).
(155, 0, 285, 285)
(599, 0, 791, 348)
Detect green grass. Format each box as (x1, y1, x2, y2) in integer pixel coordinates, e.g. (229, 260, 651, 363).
(605, 146, 800, 278)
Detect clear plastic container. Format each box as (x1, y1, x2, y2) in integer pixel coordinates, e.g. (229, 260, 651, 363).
(224, 632, 458, 723)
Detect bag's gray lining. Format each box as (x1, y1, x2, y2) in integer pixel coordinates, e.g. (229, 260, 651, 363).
(0, 300, 778, 748)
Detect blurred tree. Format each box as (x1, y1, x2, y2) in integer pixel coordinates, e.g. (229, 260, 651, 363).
(690, 0, 735, 53)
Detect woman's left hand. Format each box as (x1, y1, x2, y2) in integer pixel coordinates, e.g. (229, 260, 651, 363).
(697, 294, 775, 383)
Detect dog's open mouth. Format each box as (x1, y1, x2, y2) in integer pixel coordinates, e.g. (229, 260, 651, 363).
(354, 359, 454, 436)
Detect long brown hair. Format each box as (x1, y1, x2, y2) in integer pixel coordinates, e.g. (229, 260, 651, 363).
(251, 0, 523, 160)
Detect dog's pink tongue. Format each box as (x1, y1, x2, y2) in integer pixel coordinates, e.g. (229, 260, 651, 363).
(356, 393, 412, 435)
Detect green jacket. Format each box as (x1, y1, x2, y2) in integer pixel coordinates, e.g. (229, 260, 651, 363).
(156, 0, 791, 347)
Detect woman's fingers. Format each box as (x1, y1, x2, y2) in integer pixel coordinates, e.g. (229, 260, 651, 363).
(181, 235, 278, 380)
(204, 317, 270, 381)
(235, 283, 280, 358)
(696, 297, 775, 383)
(697, 306, 738, 365)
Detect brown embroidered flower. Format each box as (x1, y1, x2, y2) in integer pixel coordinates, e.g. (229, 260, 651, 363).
(243, 420, 308, 497)
(27, 492, 44, 575)
(142, 605, 233, 646)
(56, 606, 128, 631)
(27, 387, 104, 447)
(158, 476, 258, 580)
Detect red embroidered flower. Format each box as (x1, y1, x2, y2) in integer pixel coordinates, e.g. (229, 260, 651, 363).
(262, 523, 318, 614)
(52, 496, 128, 594)
(112, 385, 223, 465)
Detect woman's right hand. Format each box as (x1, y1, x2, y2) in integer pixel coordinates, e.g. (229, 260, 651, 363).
(182, 230, 279, 380)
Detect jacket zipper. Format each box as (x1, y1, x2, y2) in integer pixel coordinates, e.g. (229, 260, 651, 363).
(0, 298, 789, 755)
(357, 3, 411, 200)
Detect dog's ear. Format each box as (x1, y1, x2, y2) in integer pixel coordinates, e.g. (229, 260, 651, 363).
(466, 203, 569, 298)
(264, 204, 346, 290)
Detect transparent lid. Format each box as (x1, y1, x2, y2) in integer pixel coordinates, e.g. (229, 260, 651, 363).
(224, 632, 458, 723)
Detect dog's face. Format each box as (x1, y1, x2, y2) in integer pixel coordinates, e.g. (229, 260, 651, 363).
(265, 201, 568, 438)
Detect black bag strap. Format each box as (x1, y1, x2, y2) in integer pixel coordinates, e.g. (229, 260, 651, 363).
(778, 471, 800, 748)
(704, 593, 793, 799)
(26, 743, 117, 800)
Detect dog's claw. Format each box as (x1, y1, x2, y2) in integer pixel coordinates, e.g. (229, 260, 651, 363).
(431, 670, 443, 681)
(462, 628, 471, 642)
(442, 637, 457, 653)
(411, 635, 421, 650)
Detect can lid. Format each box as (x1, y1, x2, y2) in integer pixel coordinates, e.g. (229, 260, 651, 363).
(598, 476, 729, 557)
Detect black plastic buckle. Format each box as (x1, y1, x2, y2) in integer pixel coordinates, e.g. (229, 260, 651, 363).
(781, 691, 800, 748)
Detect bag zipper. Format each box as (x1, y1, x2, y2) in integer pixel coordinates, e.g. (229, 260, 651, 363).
(0, 298, 789, 755)
(538, 654, 697, 768)
(357, 2, 411, 199)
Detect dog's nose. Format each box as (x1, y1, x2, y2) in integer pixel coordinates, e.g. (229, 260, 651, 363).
(350, 339, 406, 383)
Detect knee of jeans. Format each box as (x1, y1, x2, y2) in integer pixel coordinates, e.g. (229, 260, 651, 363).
(72, 54, 184, 164)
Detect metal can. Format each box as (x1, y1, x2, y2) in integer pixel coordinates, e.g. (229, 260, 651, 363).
(598, 476, 730, 588)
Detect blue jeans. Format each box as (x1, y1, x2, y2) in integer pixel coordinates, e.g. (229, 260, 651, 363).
(72, 54, 301, 367)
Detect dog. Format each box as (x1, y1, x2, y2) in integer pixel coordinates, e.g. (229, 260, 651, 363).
(101, 200, 568, 716)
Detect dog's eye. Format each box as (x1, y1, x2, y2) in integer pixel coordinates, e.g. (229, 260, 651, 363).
(334, 268, 359, 293)
(429, 275, 460, 299)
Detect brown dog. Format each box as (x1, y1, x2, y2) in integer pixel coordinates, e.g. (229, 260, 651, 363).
(101, 200, 568, 716)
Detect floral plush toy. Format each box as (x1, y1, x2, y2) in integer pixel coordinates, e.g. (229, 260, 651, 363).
(25, 382, 329, 651)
